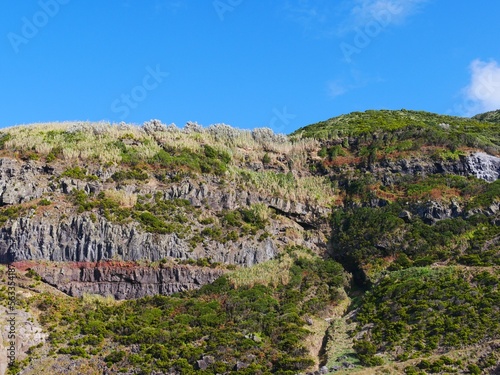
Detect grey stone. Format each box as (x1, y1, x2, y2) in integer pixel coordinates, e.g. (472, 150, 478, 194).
(398, 210, 412, 222)
(31, 263, 225, 300)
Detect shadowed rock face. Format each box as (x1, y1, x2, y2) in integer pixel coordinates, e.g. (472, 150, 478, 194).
(0, 215, 191, 263)
(0, 158, 326, 267)
(15, 261, 225, 300)
(0, 157, 316, 298)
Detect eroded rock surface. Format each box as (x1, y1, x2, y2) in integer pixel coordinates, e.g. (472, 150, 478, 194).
(0, 306, 47, 375)
(466, 152, 500, 182)
(17, 262, 225, 300)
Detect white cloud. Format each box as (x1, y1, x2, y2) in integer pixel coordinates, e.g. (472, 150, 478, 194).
(328, 81, 348, 98)
(340, 0, 428, 33)
(122, 0, 186, 13)
(462, 59, 500, 115)
(327, 70, 382, 98)
(283, 0, 428, 38)
(283, 0, 334, 34)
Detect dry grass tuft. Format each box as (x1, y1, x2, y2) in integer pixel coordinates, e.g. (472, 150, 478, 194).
(230, 168, 336, 206)
(81, 292, 118, 307)
(102, 190, 138, 208)
(227, 255, 294, 288)
(1, 120, 329, 205)
(227, 247, 315, 288)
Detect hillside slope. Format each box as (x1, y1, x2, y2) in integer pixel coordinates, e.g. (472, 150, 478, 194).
(0, 110, 499, 374)
(473, 109, 500, 123)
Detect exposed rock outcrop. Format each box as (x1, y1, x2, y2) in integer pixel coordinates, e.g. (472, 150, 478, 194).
(0, 214, 280, 267)
(16, 261, 225, 300)
(0, 306, 47, 375)
(0, 145, 496, 300)
(160, 180, 330, 228)
(0, 159, 47, 205)
(412, 199, 463, 224)
(372, 152, 500, 183)
(465, 152, 500, 182)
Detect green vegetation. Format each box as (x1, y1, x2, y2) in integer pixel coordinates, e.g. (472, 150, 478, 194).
(66, 188, 276, 246)
(69, 189, 198, 236)
(331, 199, 500, 282)
(0, 120, 328, 209)
(293, 109, 500, 154)
(38, 198, 52, 206)
(0, 206, 26, 227)
(0, 132, 12, 149)
(318, 144, 347, 160)
(134, 194, 194, 235)
(61, 166, 99, 181)
(465, 178, 500, 209)
(25, 268, 42, 281)
(150, 144, 231, 176)
(45, 145, 63, 162)
(404, 356, 465, 374)
(111, 168, 149, 182)
(473, 109, 500, 123)
(30, 248, 346, 374)
(1, 110, 500, 374)
(325, 170, 500, 283)
(192, 203, 272, 244)
(354, 267, 500, 364)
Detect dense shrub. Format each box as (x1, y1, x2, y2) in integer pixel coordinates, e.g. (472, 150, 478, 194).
(293, 109, 500, 154)
(149, 144, 230, 176)
(331, 196, 500, 280)
(354, 267, 500, 361)
(0, 133, 12, 149)
(32, 248, 346, 374)
(61, 167, 98, 181)
(111, 169, 148, 181)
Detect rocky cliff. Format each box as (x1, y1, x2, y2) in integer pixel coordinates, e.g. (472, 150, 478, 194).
(334, 151, 500, 183)
(0, 113, 499, 300)
(0, 111, 499, 375)
(0, 155, 327, 297)
(13, 261, 225, 300)
(0, 213, 281, 266)
(466, 152, 500, 181)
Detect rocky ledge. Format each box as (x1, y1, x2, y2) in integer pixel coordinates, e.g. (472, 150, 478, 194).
(14, 261, 225, 300)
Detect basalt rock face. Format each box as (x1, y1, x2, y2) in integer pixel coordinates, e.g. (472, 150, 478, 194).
(0, 151, 497, 268)
(0, 306, 47, 375)
(465, 152, 500, 182)
(0, 158, 47, 205)
(375, 152, 500, 181)
(0, 156, 328, 269)
(0, 144, 498, 300)
(0, 157, 328, 228)
(137, 179, 330, 229)
(0, 157, 322, 298)
(23, 262, 225, 300)
(1, 215, 191, 263)
(0, 213, 283, 266)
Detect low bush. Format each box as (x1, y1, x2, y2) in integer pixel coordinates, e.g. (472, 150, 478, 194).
(353, 267, 500, 361)
(31, 247, 346, 374)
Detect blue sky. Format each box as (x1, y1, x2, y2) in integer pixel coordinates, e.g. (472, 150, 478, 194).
(1, 1, 500, 133)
